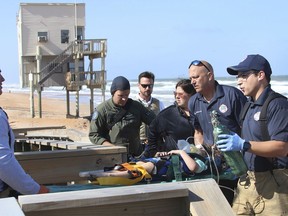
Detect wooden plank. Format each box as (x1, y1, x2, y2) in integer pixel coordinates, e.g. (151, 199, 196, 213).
(54, 141, 94, 150)
(27, 139, 57, 145)
(19, 139, 95, 150)
(15, 147, 127, 184)
(53, 141, 78, 149)
(13, 126, 67, 138)
(184, 179, 235, 216)
(71, 142, 99, 150)
(18, 182, 189, 216)
(80, 145, 109, 149)
(81, 145, 128, 151)
(77, 144, 100, 149)
(15, 138, 29, 143)
(13, 126, 66, 132)
(26, 135, 70, 140)
(0, 197, 25, 216)
(16, 178, 234, 216)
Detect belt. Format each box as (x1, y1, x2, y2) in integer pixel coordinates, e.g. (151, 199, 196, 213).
(277, 164, 288, 169)
(250, 163, 288, 172)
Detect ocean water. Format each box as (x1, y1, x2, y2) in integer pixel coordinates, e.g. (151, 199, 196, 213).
(3, 75, 288, 108)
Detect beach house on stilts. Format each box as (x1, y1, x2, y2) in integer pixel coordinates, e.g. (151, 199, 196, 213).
(16, 3, 107, 118)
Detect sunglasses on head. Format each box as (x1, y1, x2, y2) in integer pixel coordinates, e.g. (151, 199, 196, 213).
(140, 84, 153, 89)
(188, 60, 210, 72)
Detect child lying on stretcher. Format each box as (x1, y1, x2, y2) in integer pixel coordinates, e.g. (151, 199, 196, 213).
(79, 150, 208, 185)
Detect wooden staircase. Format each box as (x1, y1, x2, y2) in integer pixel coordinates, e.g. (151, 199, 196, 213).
(38, 43, 75, 85)
(37, 39, 107, 88)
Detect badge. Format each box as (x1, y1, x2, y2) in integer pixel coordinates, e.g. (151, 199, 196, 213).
(254, 112, 260, 121)
(219, 104, 228, 113)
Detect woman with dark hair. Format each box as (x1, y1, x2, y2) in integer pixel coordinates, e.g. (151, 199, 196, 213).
(143, 79, 196, 158)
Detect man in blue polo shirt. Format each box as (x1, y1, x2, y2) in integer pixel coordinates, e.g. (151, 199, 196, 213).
(217, 54, 288, 215)
(0, 70, 49, 198)
(188, 60, 247, 205)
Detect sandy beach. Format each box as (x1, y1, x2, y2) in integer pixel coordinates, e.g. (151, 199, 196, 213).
(0, 91, 91, 141)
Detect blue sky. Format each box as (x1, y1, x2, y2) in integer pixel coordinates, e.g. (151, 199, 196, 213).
(1, 0, 288, 84)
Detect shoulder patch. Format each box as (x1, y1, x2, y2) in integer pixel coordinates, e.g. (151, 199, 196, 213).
(91, 109, 99, 120)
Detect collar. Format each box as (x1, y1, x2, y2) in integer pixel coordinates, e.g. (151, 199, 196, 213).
(174, 101, 189, 118)
(137, 94, 153, 106)
(197, 81, 224, 103)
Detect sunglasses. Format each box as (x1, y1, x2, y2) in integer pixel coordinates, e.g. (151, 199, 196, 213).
(174, 91, 185, 97)
(188, 60, 210, 72)
(140, 84, 154, 89)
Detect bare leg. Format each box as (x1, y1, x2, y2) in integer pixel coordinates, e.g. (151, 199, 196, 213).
(136, 162, 155, 174)
(79, 169, 131, 178)
(79, 162, 155, 179)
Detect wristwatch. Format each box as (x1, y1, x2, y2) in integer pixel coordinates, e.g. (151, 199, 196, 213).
(243, 141, 251, 152)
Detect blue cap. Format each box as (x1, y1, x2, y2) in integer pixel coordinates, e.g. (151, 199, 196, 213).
(110, 76, 130, 95)
(227, 54, 272, 76)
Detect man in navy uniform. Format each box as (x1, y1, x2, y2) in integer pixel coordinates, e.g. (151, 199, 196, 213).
(188, 60, 247, 205)
(217, 54, 288, 215)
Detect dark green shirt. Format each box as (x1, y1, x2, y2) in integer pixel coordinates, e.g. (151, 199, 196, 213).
(89, 98, 155, 156)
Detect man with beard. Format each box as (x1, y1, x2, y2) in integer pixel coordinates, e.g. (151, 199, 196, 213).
(136, 71, 165, 146)
(89, 76, 156, 158)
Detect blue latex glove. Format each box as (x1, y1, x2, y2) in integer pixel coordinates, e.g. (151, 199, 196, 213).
(216, 133, 245, 151)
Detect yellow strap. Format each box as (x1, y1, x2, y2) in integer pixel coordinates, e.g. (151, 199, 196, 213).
(96, 164, 152, 186)
(121, 162, 136, 171)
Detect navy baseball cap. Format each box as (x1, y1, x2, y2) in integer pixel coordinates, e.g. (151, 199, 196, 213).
(227, 54, 272, 76)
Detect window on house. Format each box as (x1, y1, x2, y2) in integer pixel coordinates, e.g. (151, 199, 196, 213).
(61, 30, 69, 43)
(37, 32, 48, 42)
(76, 26, 84, 40)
